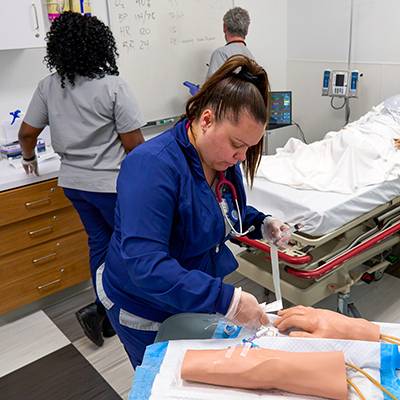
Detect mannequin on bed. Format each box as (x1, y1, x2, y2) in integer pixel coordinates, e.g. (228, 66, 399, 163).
(257, 94, 400, 194)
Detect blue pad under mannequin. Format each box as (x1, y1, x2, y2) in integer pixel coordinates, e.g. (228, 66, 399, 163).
(381, 343, 400, 399)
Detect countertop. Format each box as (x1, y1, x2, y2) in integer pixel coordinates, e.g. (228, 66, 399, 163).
(0, 155, 60, 192)
(0, 123, 174, 192)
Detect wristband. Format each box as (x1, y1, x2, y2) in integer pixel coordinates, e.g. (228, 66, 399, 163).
(23, 154, 36, 162)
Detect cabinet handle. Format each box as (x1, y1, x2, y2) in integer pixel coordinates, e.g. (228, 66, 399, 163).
(32, 252, 57, 265)
(28, 226, 53, 238)
(37, 268, 64, 291)
(31, 3, 40, 38)
(37, 278, 61, 291)
(25, 198, 51, 209)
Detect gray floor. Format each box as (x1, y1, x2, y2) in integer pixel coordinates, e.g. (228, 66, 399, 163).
(0, 283, 132, 399)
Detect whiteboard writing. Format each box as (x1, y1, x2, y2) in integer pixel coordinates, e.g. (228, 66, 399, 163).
(108, 0, 232, 122)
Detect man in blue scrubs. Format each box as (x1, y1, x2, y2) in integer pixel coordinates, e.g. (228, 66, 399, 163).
(98, 55, 288, 368)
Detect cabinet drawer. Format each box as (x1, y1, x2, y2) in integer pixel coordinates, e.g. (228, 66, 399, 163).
(0, 231, 89, 287)
(0, 207, 83, 256)
(0, 179, 71, 227)
(0, 257, 91, 315)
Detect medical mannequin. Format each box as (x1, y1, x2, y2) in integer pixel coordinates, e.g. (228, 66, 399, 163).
(257, 95, 400, 194)
(274, 306, 381, 341)
(181, 346, 348, 400)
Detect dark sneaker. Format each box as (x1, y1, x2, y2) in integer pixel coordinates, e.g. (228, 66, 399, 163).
(75, 303, 104, 347)
(102, 315, 116, 338)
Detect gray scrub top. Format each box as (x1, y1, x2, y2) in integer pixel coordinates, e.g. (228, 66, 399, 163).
(24, 73, 144, 193)
(206, 42, 254, 79)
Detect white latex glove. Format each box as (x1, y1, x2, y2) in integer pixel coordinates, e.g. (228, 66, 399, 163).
(225, 287, 268, 330)
(22, 155, 39, 176)
(262, 216, 290, 248)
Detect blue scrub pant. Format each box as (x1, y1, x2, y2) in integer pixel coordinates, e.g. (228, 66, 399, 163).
(106, 306, 157, 369)
(63, 188, 117, 309)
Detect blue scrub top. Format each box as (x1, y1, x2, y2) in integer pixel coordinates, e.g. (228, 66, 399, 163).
(103, 118, 267, 323)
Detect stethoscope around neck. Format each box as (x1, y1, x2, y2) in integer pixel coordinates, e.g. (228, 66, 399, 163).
(215, 171, 255, 237)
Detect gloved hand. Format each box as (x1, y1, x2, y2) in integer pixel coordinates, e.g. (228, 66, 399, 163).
(183, 81, 200, 96)
(262, 216, 290, 248)
(22, 154, 39, 176)
(225, 287, 268, 330)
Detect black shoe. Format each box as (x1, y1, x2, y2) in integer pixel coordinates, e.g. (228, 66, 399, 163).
(102, 314, 116, 338)
(75, 303, 104, 347)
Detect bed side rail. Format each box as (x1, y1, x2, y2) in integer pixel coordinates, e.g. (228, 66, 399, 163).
(235, 236, 312, 265)
(292, 200, 400, 247)
(285, 220, 400, 279)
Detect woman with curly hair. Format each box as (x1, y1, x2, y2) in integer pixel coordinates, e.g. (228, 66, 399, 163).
(18, 12, 145, 347)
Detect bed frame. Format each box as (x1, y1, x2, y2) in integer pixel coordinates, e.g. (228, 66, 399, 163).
(235, 196, 400, 316)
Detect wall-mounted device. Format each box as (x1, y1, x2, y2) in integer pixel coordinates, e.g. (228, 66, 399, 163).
(348, 70, 360, 98)
(321, 69, 361, 98)
(321, 0, 361, 124)
(321, 69, 331, 96)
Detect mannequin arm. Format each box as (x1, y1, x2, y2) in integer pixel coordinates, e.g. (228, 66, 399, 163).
(181, 346, 348, 400)
(274, 306, 380, 342)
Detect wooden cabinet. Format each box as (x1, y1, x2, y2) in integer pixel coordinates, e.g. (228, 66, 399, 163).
(0, 0, 47, 50)
(0, 179, 90, 314)
(0, 180, 71, 226)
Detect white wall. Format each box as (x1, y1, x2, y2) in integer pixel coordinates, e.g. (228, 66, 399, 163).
(0, 48, 48, 120)
(0, 0, 109, 123)
(235, 0, 287, 90)
(4, 0, 399, 145)
(287, 0, 400, 143)
(0, 1, 288, 131)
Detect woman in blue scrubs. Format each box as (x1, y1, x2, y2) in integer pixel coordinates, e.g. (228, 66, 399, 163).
(99, 55, 287, 368)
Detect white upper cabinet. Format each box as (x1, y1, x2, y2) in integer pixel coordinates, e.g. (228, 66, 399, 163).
(0, 1, 47, 50)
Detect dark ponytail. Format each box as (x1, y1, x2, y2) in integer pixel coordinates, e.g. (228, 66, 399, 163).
(186, 55, 270, 186)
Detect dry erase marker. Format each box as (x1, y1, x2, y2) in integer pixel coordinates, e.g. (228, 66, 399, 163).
(156, 118, 175, 125)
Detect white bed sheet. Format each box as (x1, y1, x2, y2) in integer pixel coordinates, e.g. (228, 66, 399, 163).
(150, 332, 397, 400)
(246, 176, 400, 236)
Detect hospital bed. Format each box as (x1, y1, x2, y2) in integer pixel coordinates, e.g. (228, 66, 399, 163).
(236, 175, 400, 316)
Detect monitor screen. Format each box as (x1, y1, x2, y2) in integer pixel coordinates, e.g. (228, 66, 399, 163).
(335, 74, 345, 87)
(269, 91, 292, 128)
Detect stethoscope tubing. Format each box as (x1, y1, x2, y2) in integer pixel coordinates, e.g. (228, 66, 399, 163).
(216, 171, 254, 237)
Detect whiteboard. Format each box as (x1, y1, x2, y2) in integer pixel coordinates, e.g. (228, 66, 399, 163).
(107, 0, 233, 123)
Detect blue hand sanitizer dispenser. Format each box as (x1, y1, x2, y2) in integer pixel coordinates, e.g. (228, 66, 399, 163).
(183, 81, 200, 96)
